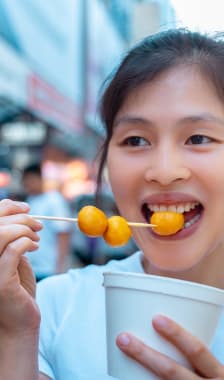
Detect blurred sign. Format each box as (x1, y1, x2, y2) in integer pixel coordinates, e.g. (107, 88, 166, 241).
(85, 0, 125, 134)
(0, 37, 82, 132)
(0, 37, 28, 105)
(27, 74, 82, 132)
(1, 121, 47, 145)
(0, 0, 84, 102)
(0, 0, 84, 132)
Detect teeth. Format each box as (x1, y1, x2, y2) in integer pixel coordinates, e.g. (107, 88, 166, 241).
(148, 202, 198, 213)
(183, 213, 200, 228)
(168, 205, 177, 212)
(177, 205, 185, 213)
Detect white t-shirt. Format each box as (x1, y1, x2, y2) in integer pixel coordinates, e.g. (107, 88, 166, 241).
(37, 251, 224, 380)
(26, 190, 71, 277)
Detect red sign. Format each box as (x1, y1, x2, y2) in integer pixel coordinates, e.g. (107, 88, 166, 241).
(27, 73, 83, 132)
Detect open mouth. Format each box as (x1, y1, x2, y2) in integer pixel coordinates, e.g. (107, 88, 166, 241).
(142, 202, 203, 232)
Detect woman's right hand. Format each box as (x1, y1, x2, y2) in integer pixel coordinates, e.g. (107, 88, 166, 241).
(0, 198, 43, 336)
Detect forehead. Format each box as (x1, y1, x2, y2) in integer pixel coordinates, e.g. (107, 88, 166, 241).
(115, 65, 223, 121)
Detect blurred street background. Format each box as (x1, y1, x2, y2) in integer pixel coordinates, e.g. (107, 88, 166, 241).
(0, 0, 222, 269)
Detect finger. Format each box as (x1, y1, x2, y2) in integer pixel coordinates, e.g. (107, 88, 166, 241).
(18, 256, 36, 297)
(0, 237, 39, 280)
(2, 237, 39, 266)
(0, 214, 43, 232)
(0, 199, 29, 217)
(152, 315, 224, 377)
(116, 333, 199, 379)
(0, 224, 40, 253)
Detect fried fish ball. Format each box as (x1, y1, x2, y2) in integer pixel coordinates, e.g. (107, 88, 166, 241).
(77, 205, 108, 237)
(150, 211, 184, 236)
(103, 215, 132, 247)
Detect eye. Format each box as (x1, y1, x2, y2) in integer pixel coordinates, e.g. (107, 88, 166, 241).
(186, 134, 212, 145)
(123, 136, 149, 146)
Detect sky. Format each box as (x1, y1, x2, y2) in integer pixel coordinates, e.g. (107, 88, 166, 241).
(171, 0, 224, 32)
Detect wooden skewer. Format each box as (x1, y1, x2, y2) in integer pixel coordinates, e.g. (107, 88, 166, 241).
(31, 215, 156, 228)
(128, 222, 156, 228)
(31, 215, 79, 223)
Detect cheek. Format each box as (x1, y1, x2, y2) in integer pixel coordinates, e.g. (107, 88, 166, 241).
(201, 162, 224, 199)
(107, 154, 137, 211)
(107, 149, 122, 183)
(188, 154, 224, 194)
(108, 163, 128, 199)
(210, 167, 224, 188)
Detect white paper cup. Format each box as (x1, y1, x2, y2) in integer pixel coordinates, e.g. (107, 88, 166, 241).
(103, 271, 224, 380)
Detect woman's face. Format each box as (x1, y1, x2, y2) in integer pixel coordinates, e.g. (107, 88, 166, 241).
(107, 65, 224, 274)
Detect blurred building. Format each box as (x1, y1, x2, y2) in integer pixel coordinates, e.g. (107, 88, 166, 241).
(131, 0, 176, 42)
(0, 0, 176, 198)
(102, 0, 176, 44)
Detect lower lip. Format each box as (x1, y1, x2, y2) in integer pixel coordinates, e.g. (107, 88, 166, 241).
(149, 210, 203, 241)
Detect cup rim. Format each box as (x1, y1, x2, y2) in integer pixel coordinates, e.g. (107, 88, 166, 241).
(103, 271, 224, 306)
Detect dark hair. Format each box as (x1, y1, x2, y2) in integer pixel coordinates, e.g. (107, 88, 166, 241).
(96, 28, 224, 191)
(22, 163, 42, 178)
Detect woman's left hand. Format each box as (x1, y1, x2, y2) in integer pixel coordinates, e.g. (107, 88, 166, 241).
(116, 315, 224, 379)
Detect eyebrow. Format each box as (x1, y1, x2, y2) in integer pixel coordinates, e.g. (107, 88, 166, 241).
(114, 116, 152, 127)
(114, 113, 224, 127)
(178, 113, 224, 126)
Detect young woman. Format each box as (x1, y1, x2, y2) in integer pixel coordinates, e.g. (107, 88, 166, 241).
(1, 28, 224, 379)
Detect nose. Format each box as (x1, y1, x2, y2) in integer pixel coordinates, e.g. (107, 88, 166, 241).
(144, 146, 191, 186)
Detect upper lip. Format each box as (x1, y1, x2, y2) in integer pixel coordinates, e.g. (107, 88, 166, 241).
(142, 192, 201, 205)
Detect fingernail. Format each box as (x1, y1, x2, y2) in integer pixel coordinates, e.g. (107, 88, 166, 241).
(117, 333, 130, 346)
(153, 315, 169, 329)
(36, 221, 43, 229)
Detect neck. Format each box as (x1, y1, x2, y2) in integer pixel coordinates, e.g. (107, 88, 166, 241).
(142, 244, 224, 289)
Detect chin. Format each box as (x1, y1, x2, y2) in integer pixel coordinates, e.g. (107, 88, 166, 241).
(147, 252, 204, 275)
(156, 264, 196, 275)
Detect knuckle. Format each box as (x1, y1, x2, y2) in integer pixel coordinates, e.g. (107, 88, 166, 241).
(3, 237, 34, 261)
(162, 363, 179, 379)
(19, 236, 32, 246)
(7, 236, 32, 252)
(5, 241, 19, 256)
(0, 199, 15, 213)
(15, 224, 34, 238)
(188, 342, 207, 361)
(20, 225, 30, 235)
(18, 214, 30, 222)
(0, 225, 23, 239)
(0, 199, 28, 217)
(24, 215, 34, 223)
(0, 198, 13, 207)
(26, 216, 41, 229)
